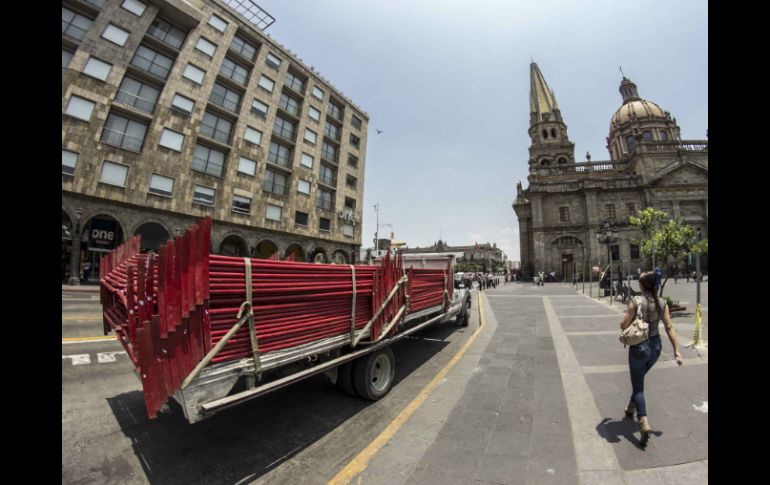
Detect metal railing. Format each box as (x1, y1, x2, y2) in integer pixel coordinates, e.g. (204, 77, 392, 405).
(191, 157, 224, 177)
(100, 129, 143, 152)
(209, 92, 240, 113)
(115, 89, 156, 113)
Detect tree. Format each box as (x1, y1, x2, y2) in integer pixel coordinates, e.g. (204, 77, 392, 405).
(650, 219, 707, 296)
(629, 208, 667, 269)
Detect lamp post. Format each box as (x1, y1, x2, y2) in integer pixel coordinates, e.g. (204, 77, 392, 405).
(67, 208, 84, 286)
(596, 219, 618, 306)
(695, 228, 702, 305)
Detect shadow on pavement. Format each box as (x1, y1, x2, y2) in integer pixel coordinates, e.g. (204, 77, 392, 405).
(106, 322, 458, 485)
(596, 417, 663, 450)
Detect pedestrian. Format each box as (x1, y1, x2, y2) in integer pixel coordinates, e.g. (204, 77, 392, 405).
(619, 271, 683, 447)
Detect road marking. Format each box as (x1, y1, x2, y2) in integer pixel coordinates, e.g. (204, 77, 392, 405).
(558, 314, 620, 318)
(97, 351, 127, 363)
(62, 314, 102, 321)
(62, 336, 117, 344)
(327, 292, 487, 485)
(542, 296, 623, 476)
(566, 330, 619, 336)
(62, 354, 91, 365)
(582, 356, 708, 374)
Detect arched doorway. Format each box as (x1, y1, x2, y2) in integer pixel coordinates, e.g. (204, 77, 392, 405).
(331, 250, 348, 264)
(254, 239, 278, 259)
(310, 248, 327, 264)
(81, 214, 125, 284)
(550, 236, 584, 281)
(285, 243, 306, 262)
(134, 222, 171, 253)
(219, 235, 249, 257)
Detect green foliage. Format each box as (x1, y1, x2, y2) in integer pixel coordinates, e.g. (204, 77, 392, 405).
(651, 219, 697, 268)
(629, 207, 668, 241)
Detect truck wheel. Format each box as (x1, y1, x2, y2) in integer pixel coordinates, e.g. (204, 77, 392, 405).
(335, 361, 356, 396)
(352, 348, 396, 400)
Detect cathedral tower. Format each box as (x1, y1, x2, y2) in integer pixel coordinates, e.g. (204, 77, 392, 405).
(528, 62, 575, 170)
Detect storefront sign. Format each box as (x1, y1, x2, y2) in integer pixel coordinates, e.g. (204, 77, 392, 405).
(89, 219, 117, 250)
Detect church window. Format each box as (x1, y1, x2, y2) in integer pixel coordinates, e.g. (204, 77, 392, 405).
(551, 128, 557, 138)
(626, 203, 636, 217)
(610, 245, 619, 261)
(643, 130, 652, 141)
(626, 135, 636, 152)
(630, 244, 640, 259)
(540, 158, 550, 166)
(558, 157, 567, 164)
(660, 130, 669, 141)
(605, 204, 616, 219)
(542, 129, 548, 139)
(559, 207, 570, 222)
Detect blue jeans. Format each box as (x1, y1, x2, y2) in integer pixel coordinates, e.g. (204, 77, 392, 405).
(628, 335, 662, 418)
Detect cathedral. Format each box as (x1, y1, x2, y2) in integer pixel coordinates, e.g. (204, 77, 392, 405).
(513, 63, 708, 280)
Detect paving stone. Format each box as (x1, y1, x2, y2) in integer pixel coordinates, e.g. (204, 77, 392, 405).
(529, 433, 574, 460)
(474, 453, 529, 484)
(485, 429, 531, 457)
(496, 412, 534, 434)
(480, 373, 511, 387)
(413, 442, 484, 481)
(525, 457, 580, 485)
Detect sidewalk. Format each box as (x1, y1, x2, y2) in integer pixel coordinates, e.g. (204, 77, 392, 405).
(353, 282, 708, 485)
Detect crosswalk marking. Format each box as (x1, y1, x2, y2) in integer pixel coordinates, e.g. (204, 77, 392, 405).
(62, 354, 91, 365)
(97, 351, 127, 363)
(62, 352, 128, 365)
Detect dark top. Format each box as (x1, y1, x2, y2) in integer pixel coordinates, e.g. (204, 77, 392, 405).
(637, 292, 664, 338)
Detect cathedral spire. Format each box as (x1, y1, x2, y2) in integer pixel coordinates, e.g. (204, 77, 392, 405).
(530, 62, 561, 125)
(619, 76, 641, 104)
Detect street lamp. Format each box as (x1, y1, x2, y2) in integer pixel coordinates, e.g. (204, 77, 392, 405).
(596, 219, 618, 305)
(67, 208, 84, 286)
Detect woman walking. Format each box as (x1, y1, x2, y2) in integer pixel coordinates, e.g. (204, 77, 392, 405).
(619, 271, 683, 447)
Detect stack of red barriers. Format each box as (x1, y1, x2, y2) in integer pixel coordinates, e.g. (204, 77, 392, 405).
(100, 217, 452, 418)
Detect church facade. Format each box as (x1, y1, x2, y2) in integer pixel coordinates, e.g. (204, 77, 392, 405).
(513, 63, 708, 280)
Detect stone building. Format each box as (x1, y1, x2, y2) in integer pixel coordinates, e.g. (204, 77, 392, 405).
(62, 0, 368, 283)
(513, 63, 708, 280)
(402, 241, 505, 273)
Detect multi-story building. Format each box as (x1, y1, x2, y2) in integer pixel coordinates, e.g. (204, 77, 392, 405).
(62, 0, 368, 283)
(402, 241, 505, 273)
(513, 63, 707, 280)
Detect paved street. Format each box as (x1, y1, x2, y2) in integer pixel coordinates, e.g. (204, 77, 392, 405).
(62, 281, 707, 484)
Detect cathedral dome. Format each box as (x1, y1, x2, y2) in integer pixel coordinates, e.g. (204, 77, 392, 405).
(610, 99, 667, 125)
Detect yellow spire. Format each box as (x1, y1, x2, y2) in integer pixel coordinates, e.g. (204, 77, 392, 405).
(530, 62, 560, 124)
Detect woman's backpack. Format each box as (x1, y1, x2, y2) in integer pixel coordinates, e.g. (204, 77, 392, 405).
(619, 296, 650, 347)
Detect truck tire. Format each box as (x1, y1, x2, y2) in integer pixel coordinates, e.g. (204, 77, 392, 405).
(335, 361, 357, 396)
(352, 348, 396, 400)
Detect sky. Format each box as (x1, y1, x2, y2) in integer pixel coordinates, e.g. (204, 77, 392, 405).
(256, 0, 708, 261)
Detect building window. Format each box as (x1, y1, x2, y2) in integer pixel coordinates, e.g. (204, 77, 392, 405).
(540, 159, 550, 166)
(309, 106, 321, 121)
(312, 85, 325, 100)
(626, 135, 636, 152)
(159, 128, 184, 152)
(244, 126, 263, 146)
(263, 169, 287, 196)
(321, 142, 337, 163)
(191, 144, 226, 177)
(327, 101, 342, 120)
(317, 188, 333, 211)
(251, 99, 268, 117)
(343, 224, 354, 237)
(171, 93, 195, 115)
(605, 204, 616, 220)
(200, 111, 233, 144)
(351, 114, 362, 130)
(304, 129, 317, 144)
(149, 174, 174, 197)
(62, 150, 78, 175)
(268, 141, 292, 167)
(100, 161, 129, 187)
(146, 17, 186, 50)
(131, 45, 174, 79)
(626, 203, 636, 217)
(208, 14, 228, 33)
(232, 195, 252, 214)
(193, 185, 215, 206)
(350, 134, 360, 148)
(122, 0, 146, 16)
(266, 204, 282, 221)
(284, 71, 306, 93)
(300, 152, 314, 168)
(295, 211, 308, 226)
(344, 197, 356, 210)
(273, 116, 296, 141)
(278, 92, 300, 116)
(660, 130, 669, 141)
(348, 154, 359, 168)
(643, 130, 653, 141)
(558, 157, 567, 164)
(610, 244, 619, 261)
(83, 57, 112, 81)
(237, 156, 257, 176)
(195, 36, 217, 57)
(258, 75, 275, 92)
(209, 82, 241, 113)
(266, 52, 281, 69)
(559, 207, 570, 223)
(65, 96, 96, 121)
(101, 112, 147, 152)
(101, 24, 130, 46)
(319, 164, 336, 186)
(85, 0, 106, 8)
(324, 121, 340, 141)
(62, 49, 74, 75)
(116, 76, 160, 113)
(182, 63, 206, 84)
(346, 175, 357, 190)
(230, 35, 256, 61)
(62, 8, 94, 41)
(220, 57, 249, 85)
(630, 244, 640, 259)
(319, 217, 331, 231)
(297, 179, 311, 195)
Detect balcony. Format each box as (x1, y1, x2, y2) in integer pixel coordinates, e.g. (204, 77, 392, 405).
(115, 89, 156, 114)
(100, 128, 143, 152)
